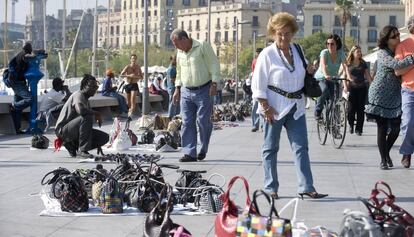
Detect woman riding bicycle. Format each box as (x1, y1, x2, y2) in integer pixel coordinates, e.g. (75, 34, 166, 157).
(314, 34, 347, 120)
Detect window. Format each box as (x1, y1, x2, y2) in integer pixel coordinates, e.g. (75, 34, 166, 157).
(351, 15, 358, 27)
(369, 16, 376, 27)
(123, 0, 127, 10)
(154, 0, 158, 6)
(233, 30, 236, 41)
(154, 10, 157, 17)
(183, 0, 190, 6)
(312, 29, 322, 34)
(199, 0, 207, 6)
(196, 20, 200, 30)
(167, 0, 174, 6)
(350, 29, 359, 39)
(333, 29, 342, 37)
(313, 15, 322, 26)
(252, 16, 259, 27)
(181, 21, 184, 30)
(389, 16, 397, 26)
(167, 9, 174, 18)
(141, 0, 144, 7)
(188, 20, 192, 31)
(197, 33, 199, 39)
(216, 18, 220, 29)
(215, 31, 221, 43)
(110, 26, 114, 35)
(334, 15, 341, 27)
(153, 35, 157, 44)
(116, 26, 120, 35)
(233, 17, 237, 27)
(129, 0, 132, 9)
(368, 30, 377, 42)
(224, 31, 228, 42)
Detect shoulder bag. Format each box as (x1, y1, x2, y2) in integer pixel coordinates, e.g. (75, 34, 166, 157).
(293, 43, 322, 98)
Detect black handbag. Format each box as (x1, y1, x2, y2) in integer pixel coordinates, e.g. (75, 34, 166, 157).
(31, 134, 50, 149)
(294, 43, 322, 98)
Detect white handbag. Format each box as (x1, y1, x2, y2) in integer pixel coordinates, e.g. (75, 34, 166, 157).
(112, 129, 132, 151)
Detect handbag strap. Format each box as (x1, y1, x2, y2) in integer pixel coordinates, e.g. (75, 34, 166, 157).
(293, 43, 307, 70)
(223, 176, 252, 213)
(251, 189, 279, 218)
(279, 198, 300, 224)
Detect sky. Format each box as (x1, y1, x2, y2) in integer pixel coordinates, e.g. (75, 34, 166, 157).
(1, 0, 108, 25)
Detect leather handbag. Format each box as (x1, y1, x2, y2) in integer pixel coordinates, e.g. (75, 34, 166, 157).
(53, 174, 89, 212)
(124, 119, 137, 146)
(215, 176, 255, 237)
(236, 190, 292, 237)
(100, 177, 123, 213)
(338, 209, 382, 237)
(113, 126, 132, 151)
(294, 43, 322, 98)
(31, 134, 50, 149)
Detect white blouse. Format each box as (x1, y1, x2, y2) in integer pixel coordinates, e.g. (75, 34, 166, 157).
(251, 43, 306, 120)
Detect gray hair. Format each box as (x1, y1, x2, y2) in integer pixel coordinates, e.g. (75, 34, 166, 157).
(170, 29, 189, 41)
(408, 15, 414, 34)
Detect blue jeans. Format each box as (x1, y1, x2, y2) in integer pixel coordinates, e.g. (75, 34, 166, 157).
(214, 90, 222, 105)
(168, 88, 180, 118)
(315, 80, 334, 114)
(11, 80, 32, 131)
(252, 100, 260, 129)
(262, 106, 315, 193)
(181, 85, 213, 158)
(400, 88, 414, 155)
(104, 92, 128, 114)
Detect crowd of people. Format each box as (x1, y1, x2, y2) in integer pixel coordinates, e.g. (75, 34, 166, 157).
(6, 11, 414, 200)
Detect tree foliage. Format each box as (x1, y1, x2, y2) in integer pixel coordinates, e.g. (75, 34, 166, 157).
(335, 0, 354, 50)
(295, 32, 330, 62)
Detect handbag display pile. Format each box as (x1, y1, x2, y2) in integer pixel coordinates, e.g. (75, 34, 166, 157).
(213, 101, 251, 123)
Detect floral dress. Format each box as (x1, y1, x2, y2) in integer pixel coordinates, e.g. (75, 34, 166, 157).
(365, 48, 414, 119)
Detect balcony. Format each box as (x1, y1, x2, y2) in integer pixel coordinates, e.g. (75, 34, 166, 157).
(215, 24, 221, 30)
(187, 27, 192, 32)
(224, 23, 229, 29)
(122, 31, 126, 36)
(195, 26, 200, 31)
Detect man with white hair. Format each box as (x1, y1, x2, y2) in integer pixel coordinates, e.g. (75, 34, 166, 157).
(395, 16, 414, 168)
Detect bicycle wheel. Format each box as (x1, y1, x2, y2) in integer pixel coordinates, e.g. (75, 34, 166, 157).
(331, 100, 347, 149)
(316, 107, 328, 145)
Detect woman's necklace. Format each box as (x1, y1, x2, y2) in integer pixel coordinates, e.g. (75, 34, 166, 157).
(276, 45, 295, 73)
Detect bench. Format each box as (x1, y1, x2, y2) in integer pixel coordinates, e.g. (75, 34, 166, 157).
(0, 93, 164, 135)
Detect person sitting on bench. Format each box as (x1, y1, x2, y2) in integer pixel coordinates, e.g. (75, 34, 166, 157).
(55, 74, 108, 158)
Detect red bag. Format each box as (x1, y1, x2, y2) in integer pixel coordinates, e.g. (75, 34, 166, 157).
(214, 176, 255, 237)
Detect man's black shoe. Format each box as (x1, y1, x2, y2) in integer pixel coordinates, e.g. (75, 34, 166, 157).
(16, 130, 26, 135)
(78, 151, 94, 159)
(197, 153, 206, 161)
(179, 155, 197, 162)
(63, 141, 78, 157)
(251, 128, 259, 132)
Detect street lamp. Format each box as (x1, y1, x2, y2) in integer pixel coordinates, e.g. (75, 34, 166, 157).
(253, 32, 266, 59)
(234, 18, 251, 104)
(353, 0, 364, 46)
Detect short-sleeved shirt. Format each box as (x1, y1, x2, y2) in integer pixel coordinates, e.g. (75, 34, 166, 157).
(175, 39, 221, 87)
(395, 34, 414, 90)
(314, 49, 346, 80)
(121, 64, 142, 84)
(55, 91, 90, 134)
(38, 89, 65, 112)
(347, 61, 368, 88)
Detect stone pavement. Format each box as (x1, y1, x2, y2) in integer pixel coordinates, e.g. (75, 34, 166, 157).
(0, 107, 414, 237)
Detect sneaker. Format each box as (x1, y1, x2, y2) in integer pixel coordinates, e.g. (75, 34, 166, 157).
(179, 154, 197, 162)
(251, 127, 259, 132)
(78, 151, 94, 159)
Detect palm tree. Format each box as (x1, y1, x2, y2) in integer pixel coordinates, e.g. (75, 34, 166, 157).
(335, 0, 354, 50)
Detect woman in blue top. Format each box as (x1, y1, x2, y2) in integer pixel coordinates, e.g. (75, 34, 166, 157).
(314, 34, 346, 119)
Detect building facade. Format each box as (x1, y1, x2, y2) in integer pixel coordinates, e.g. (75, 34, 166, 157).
(403, 0, 414, 22)
(303, 0, 404, 53)
(177, 2, 271, 57)
(26, 0, 94, 50)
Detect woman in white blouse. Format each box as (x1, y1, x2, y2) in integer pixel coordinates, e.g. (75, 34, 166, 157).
(251, 12, 328, 200)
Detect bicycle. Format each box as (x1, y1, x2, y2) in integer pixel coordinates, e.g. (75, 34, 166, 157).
(316, 77, 349, 149)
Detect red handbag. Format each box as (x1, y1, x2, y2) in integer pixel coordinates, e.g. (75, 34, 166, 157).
(214, 176, 255, 237)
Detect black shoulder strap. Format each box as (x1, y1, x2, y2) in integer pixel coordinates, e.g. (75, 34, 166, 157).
(293, 43, 307, 70)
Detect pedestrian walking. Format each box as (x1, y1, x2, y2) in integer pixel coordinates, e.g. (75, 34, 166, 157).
(251, 12, 327, 199)
(120, 54, 143, 118)
(314, 34, 346, 120)
(170, 29, 221, 162)
(395, 16, 414, 169)
(9, 42, 34, 134)
(101, 69, 128, 118)
(344, 45, 372, 135)
(55, 74, 109, 158)
(365, 25, 414, 170)
(166, 55, 180, 118)
(251, 48, 263, 132)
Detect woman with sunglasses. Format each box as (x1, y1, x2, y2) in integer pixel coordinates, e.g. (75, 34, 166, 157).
(344, 45, 373, 135)
(365, 25, 414, 170)
(314, 34, 346, 120)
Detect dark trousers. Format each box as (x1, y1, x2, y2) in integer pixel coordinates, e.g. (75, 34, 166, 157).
(347, 86, 367, 132)
(59, 114, 108, 152)
(376, 117, 401, 163)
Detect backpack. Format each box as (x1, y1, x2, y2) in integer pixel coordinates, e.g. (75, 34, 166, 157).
(53, 174, 89, 212)
(2, 68, 12, 88)
(3, 57, 18, 88)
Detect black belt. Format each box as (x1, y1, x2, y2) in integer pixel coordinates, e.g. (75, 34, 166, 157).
(186, 81, 211, 90)
(268, 85, 303, 99)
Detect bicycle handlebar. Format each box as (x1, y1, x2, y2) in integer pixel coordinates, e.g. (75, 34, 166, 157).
(331, 77, 350, 82)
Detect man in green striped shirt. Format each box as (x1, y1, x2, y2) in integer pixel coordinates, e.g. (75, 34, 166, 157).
(171, 29, 221, 162)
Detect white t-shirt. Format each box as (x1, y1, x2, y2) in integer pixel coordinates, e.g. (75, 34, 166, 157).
(38, 89, 65, 112)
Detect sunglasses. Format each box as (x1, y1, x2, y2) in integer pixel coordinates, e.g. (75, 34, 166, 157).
(390, 32, 400, 39)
